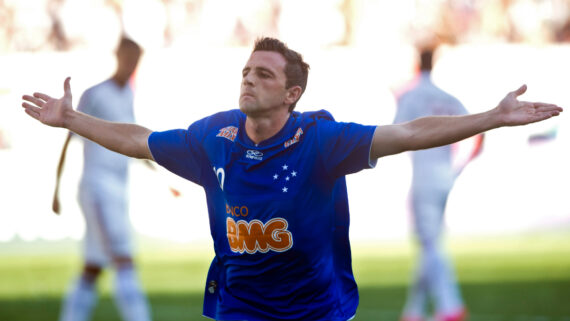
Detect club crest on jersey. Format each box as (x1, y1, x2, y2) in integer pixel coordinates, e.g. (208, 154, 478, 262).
(246, 149, 263, 161)
(272, 164, 298, 194)
(216, 126, 238, 142)
(284, 128, 303, 148)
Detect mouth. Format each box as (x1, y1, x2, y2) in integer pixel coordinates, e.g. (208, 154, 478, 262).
(241, 92, 255, 99)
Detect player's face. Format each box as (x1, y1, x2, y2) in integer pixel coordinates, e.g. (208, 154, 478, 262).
(115, 46, 141, 83)
(240, 51, 291, 116)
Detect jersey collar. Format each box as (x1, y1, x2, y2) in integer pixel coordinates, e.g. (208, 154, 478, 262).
(237, 111, 300, 150)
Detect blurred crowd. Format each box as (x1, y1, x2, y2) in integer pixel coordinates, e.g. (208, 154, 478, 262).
(1, 0, 570, 53)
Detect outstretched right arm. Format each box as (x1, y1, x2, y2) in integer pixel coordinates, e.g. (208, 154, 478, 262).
(22, 77, 153, 160)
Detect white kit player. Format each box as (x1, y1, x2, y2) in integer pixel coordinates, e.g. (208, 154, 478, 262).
(394, 45, 483, 321)
(52, 37, 151, 321)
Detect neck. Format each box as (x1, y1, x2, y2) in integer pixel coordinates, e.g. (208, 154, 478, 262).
(112, 75, 129, 88)
(245, 110, 290, 145)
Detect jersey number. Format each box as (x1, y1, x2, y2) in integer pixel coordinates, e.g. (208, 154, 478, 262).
(213, 167, 225, 190)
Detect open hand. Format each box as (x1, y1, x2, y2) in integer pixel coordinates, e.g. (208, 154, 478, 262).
(22, 77, 73, 128)
(497, 85, 563, 126)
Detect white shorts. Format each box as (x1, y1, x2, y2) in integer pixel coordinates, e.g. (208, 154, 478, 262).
(78, 183, 132, 266)
(411, 185, 452, 244)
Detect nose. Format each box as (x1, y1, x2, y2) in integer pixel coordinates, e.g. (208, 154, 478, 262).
(242, 72, 254, 87)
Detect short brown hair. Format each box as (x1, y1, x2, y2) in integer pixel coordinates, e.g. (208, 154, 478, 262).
(253, 37, 310, 111)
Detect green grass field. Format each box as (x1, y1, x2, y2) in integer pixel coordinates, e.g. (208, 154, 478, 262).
(1, 233, 569, 321)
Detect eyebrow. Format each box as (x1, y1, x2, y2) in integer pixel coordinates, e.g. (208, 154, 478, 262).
(242, 66, 277, 77)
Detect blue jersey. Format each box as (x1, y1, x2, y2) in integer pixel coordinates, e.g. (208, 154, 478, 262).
(148, 109, 376, 320)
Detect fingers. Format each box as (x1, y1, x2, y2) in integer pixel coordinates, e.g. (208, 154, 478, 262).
(34, 92, 52, 102)
(22, 94, 48, 120)
(64, 77, 71, 97)
(528, 102, 563, 120)
(22, 94, 46, 107)
(512, 84, 527, 97)
(24, 106, 40, 120)
(22, 101, 42, 112)
(532, 107, 562, 120)
(533, 102, 563, 112)
(535, 111, 560, 121)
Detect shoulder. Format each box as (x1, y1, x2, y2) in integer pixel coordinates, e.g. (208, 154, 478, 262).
(81, 79, 111, 100)
(397, 89, 417, 104)
(211, 109, 245, 121)
(429, 84, 464, 108)
(296, 109, 336, 123)
(402, 78, 457, 103)
(431, 84, 455, 99)
(396, 77, 429, 107)
(287, 110, 338, 138)
(191, 109, 244, 128)
(294, 109, 376, 139)
(87, 79, 112, 92)
(184, 109, 244, 142)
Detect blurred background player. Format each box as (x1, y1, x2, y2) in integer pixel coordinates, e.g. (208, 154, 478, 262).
(52, 37, 151, 321)
(393, 40, 483, 321)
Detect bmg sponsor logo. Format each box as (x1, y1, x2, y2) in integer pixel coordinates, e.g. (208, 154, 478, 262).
(226, 217, 293, 254)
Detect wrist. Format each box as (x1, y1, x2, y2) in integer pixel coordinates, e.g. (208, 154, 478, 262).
(62, 108, 78, 130)
(484, 107, 505, 130)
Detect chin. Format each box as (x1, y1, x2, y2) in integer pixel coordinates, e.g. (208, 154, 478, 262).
(239, 102, 256, 114)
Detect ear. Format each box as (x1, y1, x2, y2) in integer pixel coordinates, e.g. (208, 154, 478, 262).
(284, 86, 302, 106)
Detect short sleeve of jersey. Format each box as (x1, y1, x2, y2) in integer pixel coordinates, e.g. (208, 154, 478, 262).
(316, 118, 377, 178)
(71, 90, 95, 138)
(148, 123, 206, 185)
(77, 89, 94, 115)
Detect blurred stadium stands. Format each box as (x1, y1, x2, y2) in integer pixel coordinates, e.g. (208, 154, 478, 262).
(1, 0, 569, 243)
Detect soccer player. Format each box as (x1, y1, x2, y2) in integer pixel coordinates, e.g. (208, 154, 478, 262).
(22, 37, 562, 321)
(394, 44, 483, 321)
(51, 37, 152, 321)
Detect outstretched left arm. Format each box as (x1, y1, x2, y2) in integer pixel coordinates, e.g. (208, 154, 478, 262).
(371, 85, 563, 159)
(22, 78, 153, 160)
